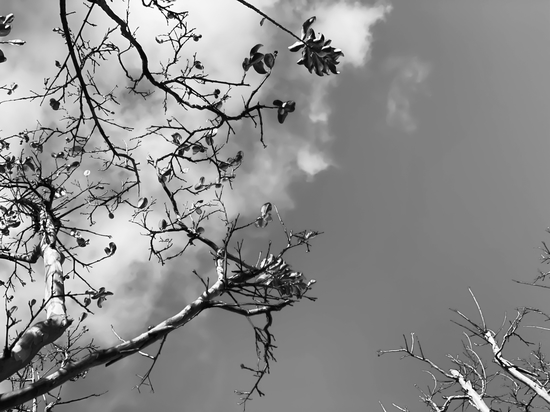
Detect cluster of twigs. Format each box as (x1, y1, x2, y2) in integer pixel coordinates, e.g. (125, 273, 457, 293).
(379, 285, 550, 412)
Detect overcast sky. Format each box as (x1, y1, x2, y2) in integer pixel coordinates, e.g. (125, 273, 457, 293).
(2, 0, 550, 411)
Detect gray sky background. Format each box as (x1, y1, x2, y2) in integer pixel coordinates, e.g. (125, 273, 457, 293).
(2, 0, 550, 411)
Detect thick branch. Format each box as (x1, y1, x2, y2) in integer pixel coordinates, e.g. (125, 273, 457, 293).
(0, 278, 225, 410)
(207, 300, 292, 316)
(485, 331, 550, 404)
(449, 369, 490, 412)
(0, 243, 71, 382)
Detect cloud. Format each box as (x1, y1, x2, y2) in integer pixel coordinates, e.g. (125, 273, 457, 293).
(386, 56, 431, 133)
(307, 1, 393, 68)
(297, 145, 330, 178)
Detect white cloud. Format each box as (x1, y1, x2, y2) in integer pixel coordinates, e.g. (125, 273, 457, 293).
(308, 1, 393, 68)
(297, 145, 331, 178)
(386, 56, 431, 133)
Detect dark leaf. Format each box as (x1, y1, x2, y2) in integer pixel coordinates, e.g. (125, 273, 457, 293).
(300, 16, 316, 40)
(287, 41, 305, 53)
(7, 306, 17, 317)
(24, 158, 35, 172)
(234, 150, 243, 163)
(283, 101, 296, 113)
(0, 24, 11, 38)
(326, 60, 339, 75)
(194, 176, 205, 190)
(255, 217, 268, 228)
(261, 202, 272, 218)
(264, 53, 275, 69)
(249, 52, 264, 65)
(49, 98, 60, 111)
(71, 145, 84, 154)
(253, 61, 268, 75)
(171, 133, 181, 144)
(7, 220, 20, 228)
(137, 198, 148, 209)
(4, 14, 15, 25)
(191, 144, 205, 155)
(304, 27, 315, 42)
(277, 108, 289, 124)
(250, 43, 263, 56)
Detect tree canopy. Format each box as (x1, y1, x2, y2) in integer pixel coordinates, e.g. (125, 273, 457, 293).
(0, 1, 343, 410)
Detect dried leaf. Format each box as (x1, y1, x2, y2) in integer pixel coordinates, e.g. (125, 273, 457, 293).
(3, 14, 15, 25)
(7, 39, 25, 46)
(171, 133, 182, 144)
(255, 217, 267, 228)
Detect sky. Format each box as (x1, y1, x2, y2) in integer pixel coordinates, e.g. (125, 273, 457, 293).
(1, 0, 550, 411)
